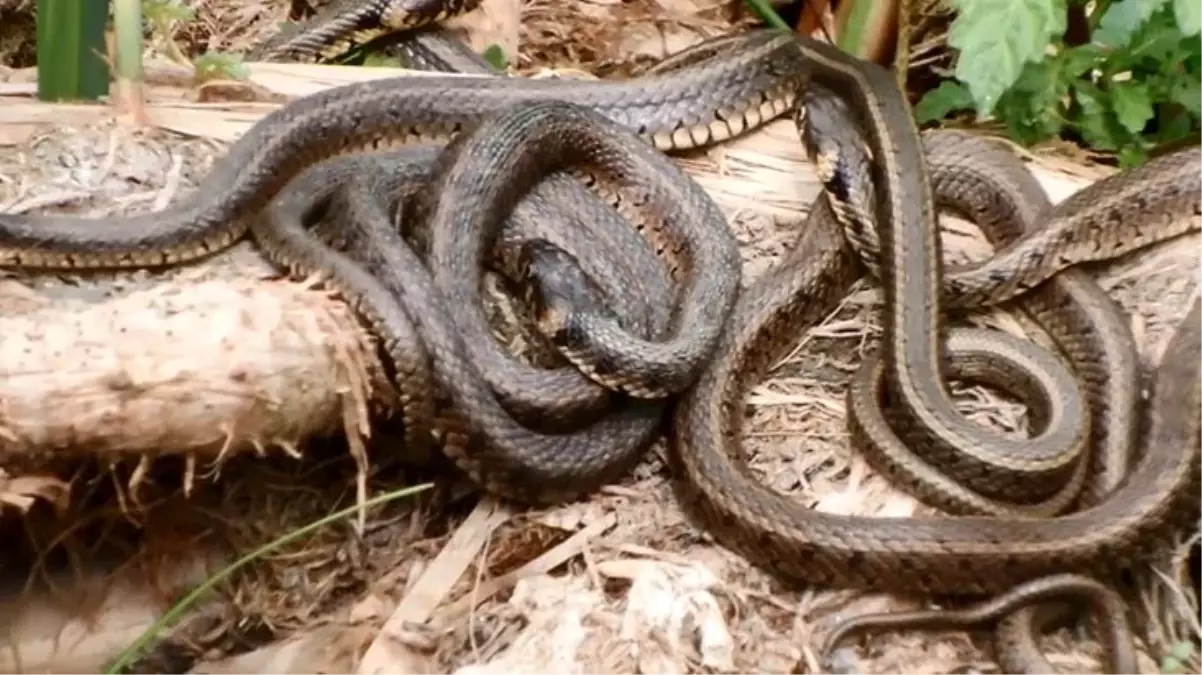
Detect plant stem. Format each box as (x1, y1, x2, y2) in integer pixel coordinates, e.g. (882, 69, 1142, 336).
(111, 0, 148, 123)
(35, 0, 111, 101)
(744, 0, 792, 31)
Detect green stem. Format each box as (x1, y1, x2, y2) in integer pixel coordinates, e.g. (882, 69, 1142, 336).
(35, 0, 111, 101)
(104, 482, 435, 674)
(111, 0, 144, 85)
(838, 0, 878, 54)
(1089, 0, 1114, 29)
(744, 0, 791, 31)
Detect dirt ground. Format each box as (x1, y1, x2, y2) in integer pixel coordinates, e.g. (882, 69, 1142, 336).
(0, 1, 1199, 673)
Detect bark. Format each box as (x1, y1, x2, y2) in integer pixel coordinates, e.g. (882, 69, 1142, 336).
(0, 274, 388, 468)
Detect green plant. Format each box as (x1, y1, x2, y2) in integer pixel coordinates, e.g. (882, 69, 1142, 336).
(917, 0, 1201, 166)
(1161, 640, 1197, 674)
(743, 0, 792, 30)
(105, 482, 433, 674)
(35, 0, 111, 101)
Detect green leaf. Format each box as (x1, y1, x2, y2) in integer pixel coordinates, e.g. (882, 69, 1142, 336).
(1109, 80, 1154, 133)
(1184, 30, 1202, 71)
(1072, 80, 1126, 150)
(36, 0, 112, 101)
(361, 53, 404, 68)
(1161, 641, 1196, 675)
(193, 52, 249, 81)
(1059, 44, 1102, 79)
(1174, 0, 1201, 36)
(1116, 143, 1147, 167)
(914, 80, 975, 123)
(994, 59, 1068, 143)
(1117, 7, 1189, 69)
(481, 44, 508, 70)
(1096, 0, 1167, 47)
(1156, 106, 1197, 142)
(142, 0, 194, 22)
(946, 0, 1067, 116)
(1169, 75, 1202, 115)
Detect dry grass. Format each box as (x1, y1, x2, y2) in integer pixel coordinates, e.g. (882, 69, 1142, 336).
(0, 1, 1199, 674)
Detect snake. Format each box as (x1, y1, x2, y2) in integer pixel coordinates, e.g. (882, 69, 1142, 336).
(822, 125, 1122, 515)
(1, 24, 823, 498)
(239, 7, 1197, 667)
(250, 140, 665, 462)
(245, 0, 485, 63)
(251, 98, 724, 503)
(668, 48, 1200, 675)
(3, 1, 1198, 666)
(790, 87, 1188, 671)
(820, 572, 1140, 673)
(0, 29, 814, 408)
(308, 26, 680, 432)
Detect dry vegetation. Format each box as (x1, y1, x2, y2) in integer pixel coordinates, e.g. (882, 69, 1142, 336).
(0, 1, 1199, 673)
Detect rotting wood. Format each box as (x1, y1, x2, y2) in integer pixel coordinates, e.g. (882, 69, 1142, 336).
(0, 275, 388, 468)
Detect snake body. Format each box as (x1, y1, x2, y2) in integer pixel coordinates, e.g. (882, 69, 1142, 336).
(175, 7, 1202, 667)
(246, 0, 484, 63)
(795, 91, 1156, 670)
(669, 57, 1201, 595)
(830, 124, 1143, 518)
(939, 149, 1202, 309)
(0, 31, 811, 473)
(0, 29, 806, 268)
(252, 100, 723, 502)
(3, 4, 1199, 669)
(821, 572, 1140, 673)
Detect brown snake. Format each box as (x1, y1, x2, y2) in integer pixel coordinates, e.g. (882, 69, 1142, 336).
(835, 124, 1160, 519)
(820, 572, 1141, 672)
(791, 88, 1193, 671)
(246, 11, 1202, 672)
(670, 62, 1200, 675)
(251, 97, 740, 503)
(2, 1, 1199, 666)
(245, 0, 485, 63)
(0, 29, 812, 482)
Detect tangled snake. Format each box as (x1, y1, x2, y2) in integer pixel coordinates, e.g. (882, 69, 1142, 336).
(1, 25, 818, 495)
(251, 12, 1201, 670)
(1, 1, 1199, 671)
(773, 86, 1199, 671)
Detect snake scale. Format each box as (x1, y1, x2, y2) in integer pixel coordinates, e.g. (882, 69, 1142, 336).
(251, 11, 1199, 671)
(1, 1, 1199, 671)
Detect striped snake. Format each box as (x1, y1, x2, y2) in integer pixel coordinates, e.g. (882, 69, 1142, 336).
(1, 1, 1198, 671)
(255, 9, 1200, 671)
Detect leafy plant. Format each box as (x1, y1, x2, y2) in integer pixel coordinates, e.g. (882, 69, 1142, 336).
(917, 0, 1201, 166)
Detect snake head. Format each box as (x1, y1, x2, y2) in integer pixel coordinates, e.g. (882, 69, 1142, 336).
(795, 85, 876, 233)
(498, 237, 614, 347)
(384, 0, 484, 25)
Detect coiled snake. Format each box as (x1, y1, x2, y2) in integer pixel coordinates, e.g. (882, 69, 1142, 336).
(1, 2, 1198, 672)
(248, 14, 1202, 667)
